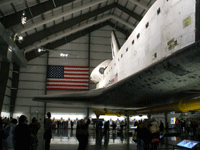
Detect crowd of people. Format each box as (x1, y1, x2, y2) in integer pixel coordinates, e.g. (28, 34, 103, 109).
(0, 113, 92, 150)
(0, 113, 199, 150)
(0, 115, 41, 150)
(133, 118, 200, 150)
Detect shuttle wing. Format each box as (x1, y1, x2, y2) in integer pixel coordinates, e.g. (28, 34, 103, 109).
(33, 41, 200, 110)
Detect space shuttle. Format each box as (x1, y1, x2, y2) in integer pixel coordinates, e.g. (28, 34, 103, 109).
(33, 0, 200, 112)
(90, 30, 120, 88)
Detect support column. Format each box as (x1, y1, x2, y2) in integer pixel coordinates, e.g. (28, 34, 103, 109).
(165, 112, 168, 131)
(44, 52, 49, 118)
(127, 115, 130, 132)
(0, 62, 10, 115)
(10, 62, 20, 118)
(95, 114, 102, 150)
(88, 31, 91, 90)
(87, 107, 89, 118)
(126, 115, 130, 150)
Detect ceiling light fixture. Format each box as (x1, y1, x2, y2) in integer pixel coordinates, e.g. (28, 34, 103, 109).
(21, 11, 27, 25)
(18, 36, 23, 43)
(36, 48, 70, 57)
(8, 46, 12, 52)
(13, 34, 23, 43)
(60, 53, 68, 57)
(38, 48, 46, 52)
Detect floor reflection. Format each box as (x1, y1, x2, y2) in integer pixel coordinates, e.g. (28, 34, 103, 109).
(51, 129, 134, 146)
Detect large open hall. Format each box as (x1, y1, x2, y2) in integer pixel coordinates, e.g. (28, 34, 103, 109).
(1, 0, 200, 149)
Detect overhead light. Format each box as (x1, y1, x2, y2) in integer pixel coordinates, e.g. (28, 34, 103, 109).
(38, 48, 45, 52)
(8, 46, 12, 52)
(21, 11, 27, 25)
(13, 34, 23, 43)
(60, 53, 68, 57)
(18, 36, 23, 41)
(18, 36, 23, 43)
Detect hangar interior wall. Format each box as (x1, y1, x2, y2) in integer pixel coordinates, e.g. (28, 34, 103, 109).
(2, 63, 13, 114)
(3, 26, 126, 123)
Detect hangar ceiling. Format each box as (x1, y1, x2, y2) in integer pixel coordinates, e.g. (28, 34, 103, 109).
(0, 0, 156, 62)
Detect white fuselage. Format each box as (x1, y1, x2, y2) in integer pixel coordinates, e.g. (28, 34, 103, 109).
(97, 0, 196, 88)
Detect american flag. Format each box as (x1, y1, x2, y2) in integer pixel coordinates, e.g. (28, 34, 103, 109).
(115, 73, 118, 82)
(47, 65, 89, 91)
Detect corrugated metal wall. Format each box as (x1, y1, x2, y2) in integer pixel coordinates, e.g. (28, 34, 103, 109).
(2, 63, 12, 114)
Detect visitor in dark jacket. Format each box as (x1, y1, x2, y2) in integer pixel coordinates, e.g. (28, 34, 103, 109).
(149, 121, 160, 150)
(159, 120, 164, 132)
(29, 117, 41, 150)
(15, 115, 31, 150)
(136, 121, 150, 150)
(76, 118, 90, 150)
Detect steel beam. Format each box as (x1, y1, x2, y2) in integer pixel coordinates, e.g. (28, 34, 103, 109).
(19, 3, 137, 49)
(107, 21, 130, 37)
(25, 20, 127, 61)
(25, 21, 109, 61)
(17, 0, 107, 34)
(0, 0, 75, 28)
(20, 3, 116, 49)
(0, 23, 27, 67)
(129, 0, 149, 10)
(0, 0, 16, 7)
(24, 15, 134, 53)
(116, 3, 142, 21)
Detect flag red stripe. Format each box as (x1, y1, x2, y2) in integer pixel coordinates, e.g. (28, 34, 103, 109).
(47, 80, 89, 83)
(64, 66, 89, 68)
(47, 88, 89, 91)
(47, 84, 89, 87)
(64, 77, 88, 80)
(47, 65, 89, 91)
(64, 69, 88, 72)
(64, 73, 88, 76)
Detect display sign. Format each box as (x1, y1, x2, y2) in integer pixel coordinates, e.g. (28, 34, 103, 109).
(177, 140, 199, 149)
(171, 117, 176, 124)
(130, 126, 137, 129)
(171, 136, 179, 141)
(160, 135, 164, 139)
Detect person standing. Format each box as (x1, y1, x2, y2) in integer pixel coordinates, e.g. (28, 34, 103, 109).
(76, 118, 90, 150)
(149, 121, 160, 150)
(29, 117, 41, 150)
(112, 121, 117, 132)
(136, 121, 149, 150)
(71, 121, 74, 130)
(3, 118, 17, 150)
(191, 121, 198, 140)
(104, 121, 109, 135)
(44, 112, 52, 150)
(159, 120, 164, 133)
(66, 120, 68, 129)
(15, 115, 31, 150)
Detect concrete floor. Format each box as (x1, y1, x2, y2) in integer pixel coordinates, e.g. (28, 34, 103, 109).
(36, 128, 200, 150)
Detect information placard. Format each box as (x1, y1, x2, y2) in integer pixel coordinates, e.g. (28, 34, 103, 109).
(177, 140, 199, 149)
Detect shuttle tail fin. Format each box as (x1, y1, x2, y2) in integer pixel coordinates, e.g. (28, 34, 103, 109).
(111, 30, 120, 59)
